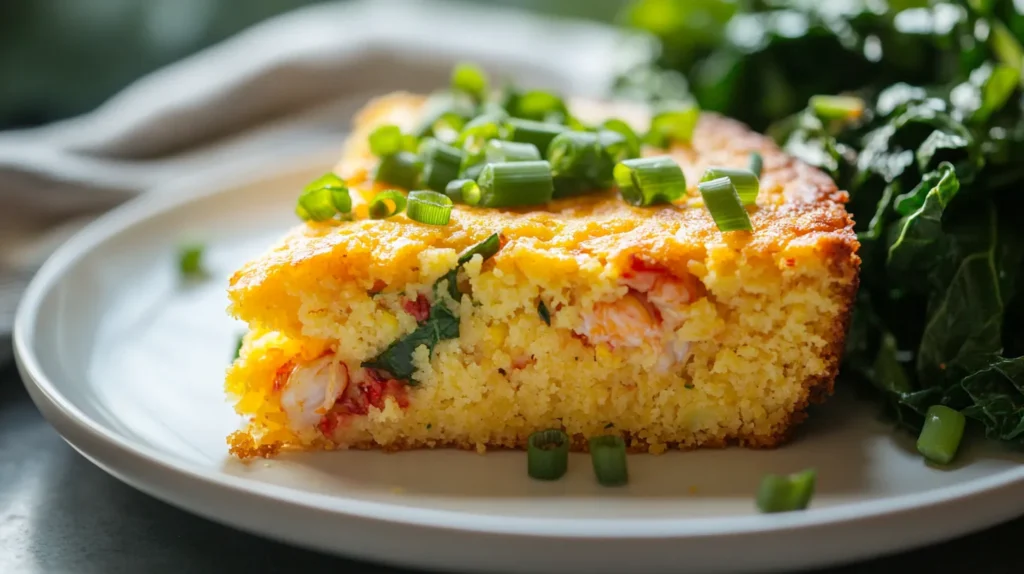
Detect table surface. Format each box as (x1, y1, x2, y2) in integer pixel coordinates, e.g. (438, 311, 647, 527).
(1, 362, 1021, 574)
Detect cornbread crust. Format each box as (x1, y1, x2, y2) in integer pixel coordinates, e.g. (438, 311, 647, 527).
(225, 93, 860, 459)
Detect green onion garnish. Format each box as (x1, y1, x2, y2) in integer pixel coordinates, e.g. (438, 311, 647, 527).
(527, 429, 570, 480)
(451, 62, 488, 102)
(233, 333, 245, 360)
(470, 161, 554, 208)
(917, 405, 966, 465)
(700, 167, 760, 206)
(697, 176, 753, 232)
(748, 152, 764, 178)
(756, 469, 816, 513)
(505, 118, 567, 159)
(507, 90, 568, 123)
(368, 190, 407, 219)
(602, 119, 642, 159)
(809, 95, 865, 121)
(445, 178, 476, 203)
(406, 190, 454, 226)
(456, 113, 509, 177)
(588, 435, 628, 487)
(368, 124, 404, 157)
(647, 100, 700, 147)
(613, 156, 686, 207)
(413, 92, 476, 141)
(178, 242, 206, 279)
(548, 130, 612, 196)
(419, 138, 464, 192)
(297, 173, 351, 221)
(374, 151, 422, 190)
(485, 140, 542, 164)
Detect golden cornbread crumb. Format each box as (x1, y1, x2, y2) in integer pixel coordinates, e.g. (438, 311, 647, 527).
(223, 92, 860, 457)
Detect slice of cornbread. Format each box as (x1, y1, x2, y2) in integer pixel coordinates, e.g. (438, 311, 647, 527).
(224, 92, 859, 459)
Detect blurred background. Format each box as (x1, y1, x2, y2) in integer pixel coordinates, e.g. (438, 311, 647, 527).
(0, 0, 630, 130)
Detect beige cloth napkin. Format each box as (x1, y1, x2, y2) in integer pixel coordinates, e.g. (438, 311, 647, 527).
(0, 0, 651, 363)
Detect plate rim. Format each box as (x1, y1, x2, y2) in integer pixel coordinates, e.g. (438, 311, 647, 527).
(13, 152, 1024, 542)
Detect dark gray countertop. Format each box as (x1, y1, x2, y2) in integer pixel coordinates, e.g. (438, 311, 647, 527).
(1, 361, 1020, 574)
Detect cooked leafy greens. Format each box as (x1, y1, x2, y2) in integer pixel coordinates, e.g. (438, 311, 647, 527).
(619, 0, 1024, 446)
(365, 234, 503, 382)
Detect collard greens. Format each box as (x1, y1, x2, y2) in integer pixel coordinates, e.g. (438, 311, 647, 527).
(619, 0, 1024, 445)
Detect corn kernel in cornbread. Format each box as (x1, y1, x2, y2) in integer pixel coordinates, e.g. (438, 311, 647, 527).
(224, 92, 859, 458)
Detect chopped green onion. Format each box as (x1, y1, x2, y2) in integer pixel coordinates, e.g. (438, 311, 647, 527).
(178, 242, 206, 279)
(470, 161, 554, 208)
(588, 435, 628, 487)
(485, 140, 542, 163)
(698, 176, 753, 232)
(505, 118, 567, 159)
(917, 405, 966, 465)
(451, 62, 488, 101)
(445, 178, 477, 203)
(368, 190, 407, 219)
(538, 300, 551, 325)
(374, 151, 422, 190)
(756, 469, 816, 513)
(748, 152, 764, 178)
(457, 111, 510, 148)
(456, 113, 510, 177)
(613, 156, 686, 207)
(419, 138, 464, 192)
(548, 131, 612, 196)
(233, 333, 245, 360)
(506, 90, 568, 123)
(602, 118, 642, 158)
(297, 174, 351, 221)
(413, 92, 476, 140)
(700, 167, 760, 206)
(647, 100, 700, 147)
(598, 129, 639, 165)
(809, 95, 865, 121)
(458, 232, 501, 264)
(406, 190, 454, 226)
(527, 429, 570, 481)
(368, 124, 404, 157)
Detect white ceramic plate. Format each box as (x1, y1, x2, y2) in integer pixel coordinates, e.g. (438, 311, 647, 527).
(14, 153, 1024, 574)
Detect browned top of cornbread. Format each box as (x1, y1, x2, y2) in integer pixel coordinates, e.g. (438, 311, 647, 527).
(228, 93, 859, 337)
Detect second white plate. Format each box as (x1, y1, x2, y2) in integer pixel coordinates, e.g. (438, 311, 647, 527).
(14, 153, 1024, 574)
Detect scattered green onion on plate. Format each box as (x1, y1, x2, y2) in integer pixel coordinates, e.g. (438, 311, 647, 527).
(527, 429, 570, 480)
(917, 405, 966, 465)
(700, 167, 760, 206)
(406, 190, 454, 226)
(588, 435, 628, 487)
(177, 242, 207, 279)
(697, 176, 753, 232)
(469, 161, 554, 208)
(614, 156, 687, 207)
(368, 190, 407, 219)
(756, 469, 816, 513)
